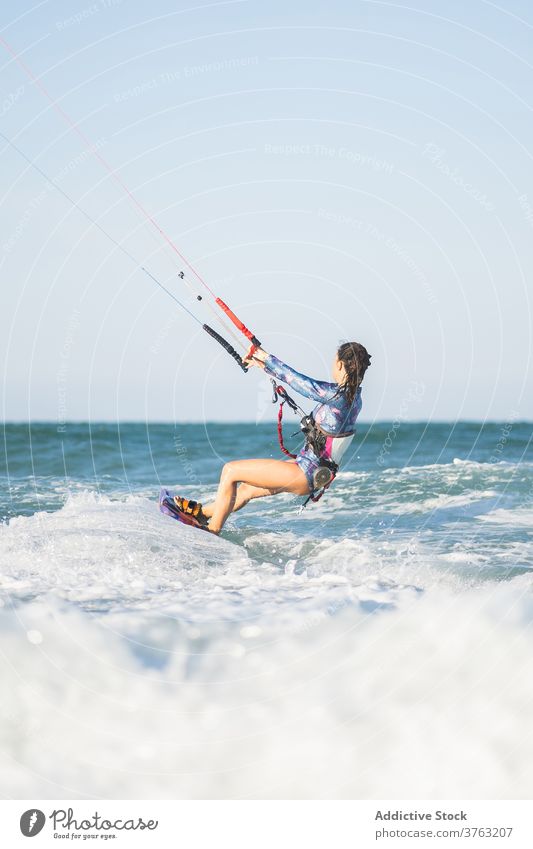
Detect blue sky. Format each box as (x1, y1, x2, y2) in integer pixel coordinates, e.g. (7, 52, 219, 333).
(1, 0, 532, 421)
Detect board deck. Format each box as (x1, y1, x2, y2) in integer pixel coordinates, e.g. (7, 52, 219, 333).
(159, 488, 211, 532)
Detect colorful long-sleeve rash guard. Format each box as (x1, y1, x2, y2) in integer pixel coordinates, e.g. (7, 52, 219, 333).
(264, 354, 362, 492)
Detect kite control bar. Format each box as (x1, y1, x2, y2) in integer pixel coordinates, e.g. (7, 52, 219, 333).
(203, 324, 249, 372)
(200, 298, 263, 372)
(215, 298, 262, 359)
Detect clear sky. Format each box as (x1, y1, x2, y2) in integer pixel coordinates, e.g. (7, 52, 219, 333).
(1, 0, 532, 422)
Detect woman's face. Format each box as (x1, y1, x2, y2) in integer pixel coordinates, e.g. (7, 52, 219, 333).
(332, 356, 346, 383)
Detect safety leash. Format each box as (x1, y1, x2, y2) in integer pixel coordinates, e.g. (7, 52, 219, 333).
(271, 379, 339, 509)
(271, 380, 303, 458)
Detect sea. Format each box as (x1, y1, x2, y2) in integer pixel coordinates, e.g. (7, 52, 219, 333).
(0, 420, 532, 799)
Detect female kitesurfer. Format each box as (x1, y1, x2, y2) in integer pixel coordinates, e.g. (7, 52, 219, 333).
(175, 341, 371, 534)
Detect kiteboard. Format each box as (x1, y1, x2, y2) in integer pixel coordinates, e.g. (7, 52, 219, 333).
(159, 488, 211, 532)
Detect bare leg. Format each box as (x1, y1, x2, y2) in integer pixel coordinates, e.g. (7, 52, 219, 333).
(202, 482, 273, 519)
(206, 459, 310, 534)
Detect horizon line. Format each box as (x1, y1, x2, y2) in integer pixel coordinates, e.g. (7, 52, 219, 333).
(2, 418, 532, 426)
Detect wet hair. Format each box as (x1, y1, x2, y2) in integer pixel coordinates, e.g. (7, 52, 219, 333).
(337, 342, 372, 403)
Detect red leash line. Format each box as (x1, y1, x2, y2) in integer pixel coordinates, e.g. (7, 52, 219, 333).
(277, 403, 297, 459)
(215, 298, 261, 349)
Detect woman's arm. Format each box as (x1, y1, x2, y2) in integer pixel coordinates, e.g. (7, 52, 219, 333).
(261, 352, 340, 403)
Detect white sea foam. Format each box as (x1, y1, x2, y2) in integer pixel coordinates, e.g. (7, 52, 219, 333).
(0, 491, 418, 625)
(478, 508, 533, 528)
(1, 490, 532, 799)
(386, 491, 501, 516)
(1, 581, 533, 799)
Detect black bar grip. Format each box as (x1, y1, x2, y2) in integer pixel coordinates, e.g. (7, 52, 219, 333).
(203, 324, 249, 372)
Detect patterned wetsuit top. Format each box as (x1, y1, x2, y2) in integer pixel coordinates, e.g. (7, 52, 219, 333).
(264, 354, 362, 491)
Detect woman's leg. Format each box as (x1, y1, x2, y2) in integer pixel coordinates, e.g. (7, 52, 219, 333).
(206, 459, 310, 534)
(202, 482, 272, 519)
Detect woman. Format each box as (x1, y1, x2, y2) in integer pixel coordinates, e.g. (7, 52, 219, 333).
(176, 341, 371, 534)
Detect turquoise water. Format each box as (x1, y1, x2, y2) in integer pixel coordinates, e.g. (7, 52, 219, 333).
(2, 419, 532, 513)
(2, 421, 532, 572)
(1, 420, 532, 799)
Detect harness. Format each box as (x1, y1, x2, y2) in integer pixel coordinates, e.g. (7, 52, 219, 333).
(271, 379, 339, 506)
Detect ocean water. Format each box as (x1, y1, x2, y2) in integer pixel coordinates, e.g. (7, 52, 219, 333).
(0, 420, 532, 800)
